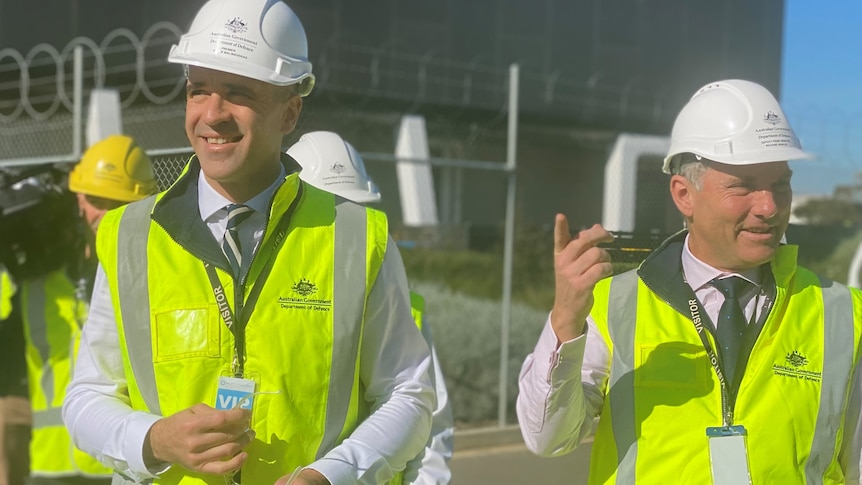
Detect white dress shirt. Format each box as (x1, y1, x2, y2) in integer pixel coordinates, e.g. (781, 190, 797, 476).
(63, 170, 436, 484)
(404, 318, 454, 485)
(516, 236, 862, 481)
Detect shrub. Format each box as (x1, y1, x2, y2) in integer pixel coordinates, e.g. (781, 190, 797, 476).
(412, 280, 546, 426)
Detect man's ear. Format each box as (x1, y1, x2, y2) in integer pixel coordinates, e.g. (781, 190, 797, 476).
(280, 95, 303, 135)
(670, 174, 695, 219)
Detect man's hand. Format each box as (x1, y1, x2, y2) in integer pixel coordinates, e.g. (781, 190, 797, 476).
(275, 468, 330, 485)
(144, 403, 253, 475)
(551, 215, 614, 342)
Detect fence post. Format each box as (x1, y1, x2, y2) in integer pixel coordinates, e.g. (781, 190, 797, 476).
(73, 45, 83, 157)
(498, 63, 519, 427)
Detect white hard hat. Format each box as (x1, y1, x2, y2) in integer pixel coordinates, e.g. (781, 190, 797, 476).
(288, 131, 382, 203)
(168, 0, 315, 96)
(662, 79, 813, 174)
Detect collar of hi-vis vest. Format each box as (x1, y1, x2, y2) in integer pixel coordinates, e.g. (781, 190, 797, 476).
(150, 153, 303, 271)
(637, 230, 793, 320)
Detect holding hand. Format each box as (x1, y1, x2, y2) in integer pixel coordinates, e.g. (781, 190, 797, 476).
(144, 403, 253, 475)
(551, 215, 614, 342)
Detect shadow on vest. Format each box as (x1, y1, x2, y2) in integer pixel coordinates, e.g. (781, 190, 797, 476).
(597, 341, 716, 484)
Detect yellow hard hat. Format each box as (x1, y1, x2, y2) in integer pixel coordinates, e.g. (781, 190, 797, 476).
(69, 135, 158, 202)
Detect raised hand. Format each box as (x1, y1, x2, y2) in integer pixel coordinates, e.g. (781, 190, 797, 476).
(551, 215, 614, 342)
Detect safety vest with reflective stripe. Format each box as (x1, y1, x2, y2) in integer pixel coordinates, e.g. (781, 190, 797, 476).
(1, 267, 14, 320)
(97, 176, 395, 484)
(21, 269, 113, 478)
(587, 244, 862, 484)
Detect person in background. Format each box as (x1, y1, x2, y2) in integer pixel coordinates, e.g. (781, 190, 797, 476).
(1, 268, 12, 321)
(20, 134, 157, 485)
(288, 130, 454, 485)
(0, 265, 29, 485)
(63, 1, 435, 484)
(517, 79, 862, 483)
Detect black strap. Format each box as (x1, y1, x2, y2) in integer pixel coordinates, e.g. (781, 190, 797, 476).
(203, 183, 303, 377)
(685, 294, 735, 426)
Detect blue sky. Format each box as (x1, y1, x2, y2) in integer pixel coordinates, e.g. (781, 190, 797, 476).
(782, 0, 862, 196)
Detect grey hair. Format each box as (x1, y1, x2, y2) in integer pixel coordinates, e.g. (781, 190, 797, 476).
(672, 153, 708, 190)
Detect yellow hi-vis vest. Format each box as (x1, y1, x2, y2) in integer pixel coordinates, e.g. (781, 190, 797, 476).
(21, 269, 113, 478)
(410, 292, 424, 330)
(1, 267, 14, 320)
(97, 176, 399, 484)
(587, 245, 862, 484)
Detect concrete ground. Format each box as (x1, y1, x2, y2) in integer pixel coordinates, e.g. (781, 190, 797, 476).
(449, 425, 592, 484)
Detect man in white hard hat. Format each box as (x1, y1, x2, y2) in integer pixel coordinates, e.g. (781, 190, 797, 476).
(517, 79, 862, 483)
(63, 1, 435, 485)
(288, 131, 454, 485)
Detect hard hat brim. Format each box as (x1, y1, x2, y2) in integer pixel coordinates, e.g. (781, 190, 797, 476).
(168, 46, 313, 89)
(662, 146, 815, 174)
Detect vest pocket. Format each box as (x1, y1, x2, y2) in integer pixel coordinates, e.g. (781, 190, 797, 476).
(153, 306, 221, 361)
(635, 342, 712, 390)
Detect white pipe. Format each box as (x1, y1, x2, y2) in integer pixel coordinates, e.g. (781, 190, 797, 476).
(848, 240, 862, 288)
(498, 63, 519, 427)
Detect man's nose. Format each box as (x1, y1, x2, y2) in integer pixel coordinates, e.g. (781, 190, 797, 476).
(203, 94, 230, 124)
(753, 190, 779, 220)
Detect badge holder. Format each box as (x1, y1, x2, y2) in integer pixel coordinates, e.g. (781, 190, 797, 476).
(216, 376, 282, 485)
(706, 425, 752, 485)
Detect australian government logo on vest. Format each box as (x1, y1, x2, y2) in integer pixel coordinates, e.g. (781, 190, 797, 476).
(279, 278, 332, 312)
(772, 350, 822, 382)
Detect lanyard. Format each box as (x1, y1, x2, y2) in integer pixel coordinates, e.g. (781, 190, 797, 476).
(685, 295, 735, 426)
(203, 183, 303, 378)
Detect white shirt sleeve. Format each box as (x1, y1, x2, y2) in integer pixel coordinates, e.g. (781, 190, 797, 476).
(402, 320, 454, 485)
(308, 238, 436, 485)
(516, 314, 609, 457)
(63, 265, 164, 480)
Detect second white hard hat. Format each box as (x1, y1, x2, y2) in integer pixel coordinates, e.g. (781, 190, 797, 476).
(663, 79, 813, 174)
(168, 0, 315, 96)
(288, 131, 382, 203)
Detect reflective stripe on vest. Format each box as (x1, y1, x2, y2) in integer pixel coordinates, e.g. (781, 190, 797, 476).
(606, 270, 638, 485)
(599, 270, 856, 484)
(806, 276, 854, 482)
(25, 277, 57, 416)
(116, 195, 161, 415)
(315, 198, 366, 459)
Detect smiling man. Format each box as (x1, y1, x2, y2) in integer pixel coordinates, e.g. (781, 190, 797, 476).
(62, 1, 435, 485)
(517, 79, 862, 484)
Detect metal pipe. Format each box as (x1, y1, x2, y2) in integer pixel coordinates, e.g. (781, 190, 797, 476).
(498, 63, 519, 427)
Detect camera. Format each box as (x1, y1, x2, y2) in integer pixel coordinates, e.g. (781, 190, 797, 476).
(0, 164, 81, 281)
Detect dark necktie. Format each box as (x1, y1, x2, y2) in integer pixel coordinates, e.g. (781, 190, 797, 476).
(222, 204, 253, 278)
(710, 276, 750, 384)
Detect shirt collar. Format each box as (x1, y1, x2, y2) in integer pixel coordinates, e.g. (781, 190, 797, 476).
(681, 233, 762, 291)
(197, 164, 286, 222)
